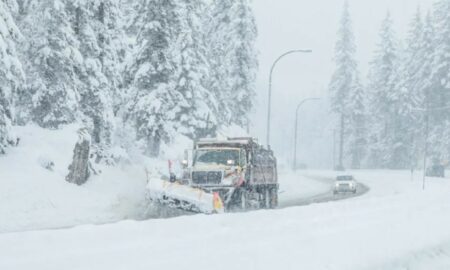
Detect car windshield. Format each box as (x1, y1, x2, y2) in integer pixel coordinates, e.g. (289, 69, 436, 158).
(194, 149, 240, 166)
(336, 175, 353, 181)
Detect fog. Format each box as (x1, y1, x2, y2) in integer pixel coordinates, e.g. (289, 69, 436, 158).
(250, 0, 435, 169)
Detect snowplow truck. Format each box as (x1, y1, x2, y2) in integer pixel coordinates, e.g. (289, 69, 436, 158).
(146, 137, 278, 214)
(186, 137, 278, 211)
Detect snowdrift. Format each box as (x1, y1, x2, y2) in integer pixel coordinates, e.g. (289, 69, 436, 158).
(0, 125, 148, 233)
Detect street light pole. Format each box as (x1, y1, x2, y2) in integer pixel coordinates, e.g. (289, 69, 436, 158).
(266, 49, 312, 147)
(293, 97, 320, 170)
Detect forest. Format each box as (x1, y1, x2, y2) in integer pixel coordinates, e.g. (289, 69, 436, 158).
(329, 0, 450, 170)
(0, 0, 258, 162)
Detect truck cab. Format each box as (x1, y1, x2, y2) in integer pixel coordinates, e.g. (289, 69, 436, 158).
(184, 137, 278, 210)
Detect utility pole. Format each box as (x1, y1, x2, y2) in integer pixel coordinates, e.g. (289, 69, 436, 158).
(266, 49, 312, 147)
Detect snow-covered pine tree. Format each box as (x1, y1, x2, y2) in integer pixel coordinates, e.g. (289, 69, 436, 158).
(0, 0, 22, 153)
(126, 0, 184, 157)
(20, 0, 82, 129)
(329, 2, 365, 169)
(206, 0, 234, 125)
(227, 0, 258, 128)
(95, 0, 127, 115)
(415, 12, 436, 160)
(428, 0, 450, 159)
(367, 12, 401, 168)
(346, 75, 366, 169)
(206, 0, 258, 128)
(175, 0, 218, 140)
(66, 1, 116, 154)
(393, 7, 427, 169)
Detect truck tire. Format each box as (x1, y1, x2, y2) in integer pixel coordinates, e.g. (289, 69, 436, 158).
(263, 188, 269, 209)
(239, 189, 248, 210)
(269, 188, 278, 208)
(231, 188, 248, 211)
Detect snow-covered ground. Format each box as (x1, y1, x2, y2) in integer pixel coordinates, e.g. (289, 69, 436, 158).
(279, 171, 331, 201)
(0, 124, 331, 233)
(0, 125, 150, 233)
(2, 169, 450, 269)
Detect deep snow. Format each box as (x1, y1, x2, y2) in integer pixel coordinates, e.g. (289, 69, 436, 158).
(2, 169, 450, 269)
(2, 126, 450, 269)
(0, 125, 149, 233)
(0, 125, 327, 233)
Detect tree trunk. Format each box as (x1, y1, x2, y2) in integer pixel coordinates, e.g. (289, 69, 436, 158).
(66, 129, 91, 185)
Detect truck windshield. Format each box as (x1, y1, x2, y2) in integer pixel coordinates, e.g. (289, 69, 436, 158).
(194, 149, 240, 166)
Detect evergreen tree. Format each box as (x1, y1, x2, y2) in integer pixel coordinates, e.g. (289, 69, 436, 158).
(95, 0, 127, 114)
(175, 0, 218, 140)
(126, 0, 184, 157)
(329, 2, 364, 169)
(66, 1, 118, 152)
(227, 0, 258, 128)
(206, 0, 234, 125)
(367, 12, 400, 168)
(346, 75, 366, 169)
(395, 7, 429, 169)
(0, 0, 22, 153)
(207, 0, 257, 128)
(20, 0, 82, 128)
(428, 0, 450, 159)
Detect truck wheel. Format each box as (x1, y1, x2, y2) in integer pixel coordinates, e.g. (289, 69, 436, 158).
(263, 188, 271, 209)
(239, 189, 248, 210)
(269, 188, 278, 208)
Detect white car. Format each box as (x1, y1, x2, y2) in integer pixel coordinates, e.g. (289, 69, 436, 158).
(333, 175, 357, 194)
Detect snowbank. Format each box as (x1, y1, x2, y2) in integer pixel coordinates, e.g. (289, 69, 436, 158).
(0, 125, 331, 233)
(0, 125, 148, 233)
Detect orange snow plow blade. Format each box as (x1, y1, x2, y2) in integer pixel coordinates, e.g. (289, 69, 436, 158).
(213, 192, 224, 213)
(146, 178, 224, 214)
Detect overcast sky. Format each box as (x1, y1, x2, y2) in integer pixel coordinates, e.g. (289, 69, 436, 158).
(250, 0, 436, 168)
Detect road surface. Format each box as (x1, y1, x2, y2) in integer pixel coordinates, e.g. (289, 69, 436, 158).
(279, 174, 370, 209)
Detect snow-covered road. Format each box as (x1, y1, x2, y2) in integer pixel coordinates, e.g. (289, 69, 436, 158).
(278, 174, 369, 208)
(2, 170, 450, 270)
